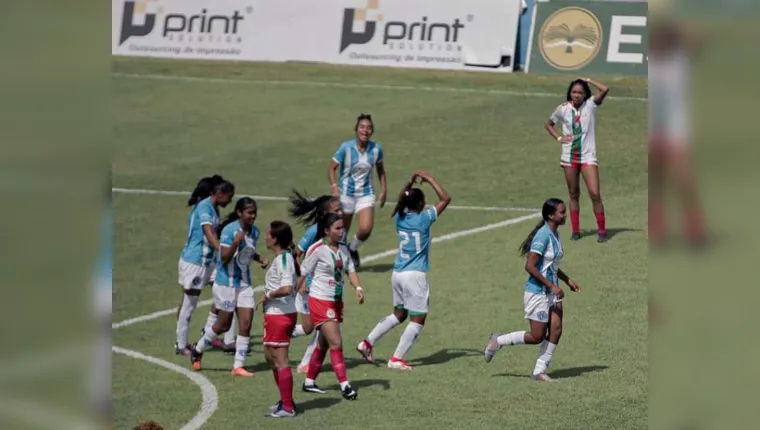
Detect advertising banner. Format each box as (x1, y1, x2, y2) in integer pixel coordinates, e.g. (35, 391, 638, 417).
(112, 0, 261, 61)
(526, 0, 648, 76)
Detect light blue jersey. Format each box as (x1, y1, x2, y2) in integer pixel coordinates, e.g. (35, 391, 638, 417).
(180, 197, 219, 266)
(333, 139, 384, 197)
(215, 221, 260, 288)
(393, 207, 437, 272)
(525, 223, 564, 294)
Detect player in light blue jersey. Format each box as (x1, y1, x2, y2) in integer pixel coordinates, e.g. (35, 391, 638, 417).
(191, 197, 269, 377)
(287, 191, 344, 373)
(328, 113, 388, 269)
(357, 170, 451, 370)
(175, 176, 235, 356)
(483, 198, 582, 382)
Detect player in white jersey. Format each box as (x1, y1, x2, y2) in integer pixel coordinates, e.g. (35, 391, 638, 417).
(648, 19, 706, 245)
(190, 197, 269, 377)
(299, 213, 364, 400)
(175, 175, 234, 356)
(287, 191, 344, 373)
(357, 170, 451, 370)
(483, 198, 581, 381)
(256, 220, 300, 418)
(545, 78, 610, 243)
(328, 113, 388, 268)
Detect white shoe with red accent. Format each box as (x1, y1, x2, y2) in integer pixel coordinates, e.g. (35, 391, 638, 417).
(387, 357, 413, 370)
(531, 373, 553, 382)
(356, 340, 374, 363)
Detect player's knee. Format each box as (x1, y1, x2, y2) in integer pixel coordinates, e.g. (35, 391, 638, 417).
(239, 320, 252, 335)
(529, 329, 546, 344)
(568, 188, 581, 200)
(393, 308, 407, 322)
(589, 191, 602, 203)
(550, 321, 563, 338)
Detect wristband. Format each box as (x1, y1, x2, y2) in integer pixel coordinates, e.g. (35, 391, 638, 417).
(355, 286, 363, 292)
(557, 136, 563, 142)
(265, 291, 272, 299)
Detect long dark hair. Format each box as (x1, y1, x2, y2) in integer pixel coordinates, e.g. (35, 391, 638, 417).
(566, 79, 592, 103)
(188, 175, 224, 206)
(518, 198, 565, 256)
(288, 190, 339, 227)
(354, 113, 373, 131)
(315, 212, 343, 242)
(217, 197, 257, 236)
(392, 188, 425, 218)
(270, 220, 300, 276)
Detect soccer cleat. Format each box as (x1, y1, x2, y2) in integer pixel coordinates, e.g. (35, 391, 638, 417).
(570, 232, 581, 241)
(189, 345, 203, 371)
(356, 340, 374, 363)
(265, 404, 296, 418)
(231, 367, 255, 377)
(174, 343, 192, 356)
(302, 382, 326, 394)
(597, 232, 608, 243)
(387, 357, 413, 370)
(531, 373, 553, 382)
(484, 333, 502, 363)
(349, 249, 361, 269)
(341, 383, 358, 400)
(268, 401, 282, 412)
(296, 364, 309, 374)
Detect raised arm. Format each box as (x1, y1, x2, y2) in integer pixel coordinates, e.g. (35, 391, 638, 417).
(586, 77, 609, 105)
(416, 170, 451, 216)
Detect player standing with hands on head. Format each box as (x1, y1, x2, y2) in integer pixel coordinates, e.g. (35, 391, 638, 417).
(328, 113, 388, 268)
(356, 170, 450, 370)
(483, 198, 581, 381)
(545, 78, 610, 242)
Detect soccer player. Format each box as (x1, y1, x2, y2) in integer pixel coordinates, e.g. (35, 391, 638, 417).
(299, 213, 364, 400)
(545, 78, 610, 242)
(483, 198, 581, 381)
(257, 221, 299, 418)
(175, 176, 234, 355)
(328, 113, 388, 268)
(190, 197, 269, 376)
(356, 170, 450, 370)
(288, 191, 343, 373)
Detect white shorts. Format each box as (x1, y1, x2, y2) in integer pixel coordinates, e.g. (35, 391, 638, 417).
(212, 283, 255, 312)
(295, 292, 309, 315)
(340, 194, 375, 215)
(177, 260, 216, 290)
(523, 291, 559, 323)
(392, 271, 430, 315)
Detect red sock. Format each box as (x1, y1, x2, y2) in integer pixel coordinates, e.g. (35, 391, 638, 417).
(272, 368, 279, 387)
(329, 348, 348, 383)
(306, 347, 325, 380)
(594, 211, 606, 235)
(277, 367, 294, 412)
(570, 210, 580, 234)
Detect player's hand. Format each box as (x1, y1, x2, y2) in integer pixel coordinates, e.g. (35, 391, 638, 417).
(378, 190, 387, 208)
(559, 135, 573, 144)
(255, 295, 267, 310)
(258, 257, 269, 268)
(331, 184, 341, 197)
(414, 170, 432, 183)
(234, 230, 246, 243)
(550, 284, 565, 300)
(567, 278, 581, 292)
(355, 287, 365, 304)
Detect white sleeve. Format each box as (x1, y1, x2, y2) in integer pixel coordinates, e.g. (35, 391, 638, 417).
(549, 104, 564, 124)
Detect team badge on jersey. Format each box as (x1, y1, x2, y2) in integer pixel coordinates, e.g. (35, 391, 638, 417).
(192, 276, 202, 287)
(537, 311, 549, 322)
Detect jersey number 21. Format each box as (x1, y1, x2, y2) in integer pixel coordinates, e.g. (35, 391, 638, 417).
(399, 231, 421, 259)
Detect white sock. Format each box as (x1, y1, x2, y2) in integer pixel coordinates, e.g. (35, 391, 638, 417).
(176, 293, 199, 347)
(340, 381, 350, 390)
(349, 235, 363, 252)
(291, 325, 307, 338)
(233, 336, 250, 369)
(392, 322, 423, 359)
(367, 314, 401, 346)
(203, 311, 217, 335)
(304, 378, 316, 386)
(299, 331, 320, 367)
(533, 341, 557, 375)
(224, 313, 238, 344)
(195, 326, 218, 353)
(496, 331, 526, 346)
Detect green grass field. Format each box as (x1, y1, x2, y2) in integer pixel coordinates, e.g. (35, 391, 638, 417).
(112, 57, 647, 430)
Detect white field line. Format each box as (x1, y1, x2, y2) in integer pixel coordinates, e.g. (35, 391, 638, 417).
(112, 72, 647, 102)
(111, 187, 540, 213)
(112, 211, 540, 329)
(112, 346, 218, 430)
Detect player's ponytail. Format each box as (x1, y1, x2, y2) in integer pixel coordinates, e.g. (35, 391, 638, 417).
(188, 174, 225, 206)
(289, 190, 339, 227)
(218, 197, 256, 236)
(392, 188, 425, 218)
(518, 198, 565, 256)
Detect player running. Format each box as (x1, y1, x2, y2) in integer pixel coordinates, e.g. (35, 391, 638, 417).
(356, 170, 450, 370)
(257, 221, 299, 418)
(483, 198, 581, 381)
(287, 191, 344, 373)
(328, 113, 388, 268)
(190, 197, 269, 376)
(544, 78, 610, 242)
(299, 213, 364, 400)
(175, 175, 234, 356)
